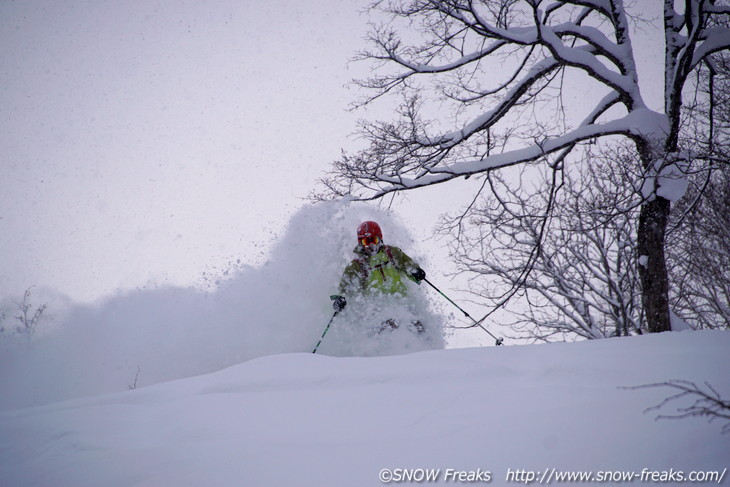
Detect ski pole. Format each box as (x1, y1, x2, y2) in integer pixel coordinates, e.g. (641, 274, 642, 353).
(423, 278, 504, 346)
(312, 311, 339, 354)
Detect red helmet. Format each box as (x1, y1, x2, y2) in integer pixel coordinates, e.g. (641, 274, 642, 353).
(357, 221, 383, 245)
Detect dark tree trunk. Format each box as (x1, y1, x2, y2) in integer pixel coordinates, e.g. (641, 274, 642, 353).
(637, 196, 672, 332)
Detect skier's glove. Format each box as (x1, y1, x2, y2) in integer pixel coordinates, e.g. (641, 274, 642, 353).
(331, 295, 347, 312)
(411, 268, 426, 283)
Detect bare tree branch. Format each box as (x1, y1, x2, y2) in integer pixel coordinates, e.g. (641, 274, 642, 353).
(320, 0, 730, 335)
(626, 380, 730, 434)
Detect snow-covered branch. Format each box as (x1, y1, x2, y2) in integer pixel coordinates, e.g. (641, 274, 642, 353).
(364, 110, 656, 199)
(322, 0, 730, 336)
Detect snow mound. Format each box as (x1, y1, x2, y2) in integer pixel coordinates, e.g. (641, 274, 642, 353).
(0, 201, 445, 410)
(0, 330, 727, 487)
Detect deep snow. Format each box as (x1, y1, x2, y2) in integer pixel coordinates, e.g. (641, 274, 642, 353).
(0, 202, 446, 411)
(1, 202, 727, 486)
(0, 330, 727, 487)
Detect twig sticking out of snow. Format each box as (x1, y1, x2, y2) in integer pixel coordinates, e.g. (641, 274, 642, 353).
(624, 380, 730, 434)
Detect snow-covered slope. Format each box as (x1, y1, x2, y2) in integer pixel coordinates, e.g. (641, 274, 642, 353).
(1, 330, 727, 487)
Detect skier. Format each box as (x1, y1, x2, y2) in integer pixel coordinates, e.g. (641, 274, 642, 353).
(330, 221, 427, 333)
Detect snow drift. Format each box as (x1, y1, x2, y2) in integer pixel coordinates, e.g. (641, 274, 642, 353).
(0, 202, 445, 410)
(0, 330, 727, 487)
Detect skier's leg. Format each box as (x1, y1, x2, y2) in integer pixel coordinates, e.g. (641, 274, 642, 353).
(410, 320, 425, 334)
(377, 319, 399, 333)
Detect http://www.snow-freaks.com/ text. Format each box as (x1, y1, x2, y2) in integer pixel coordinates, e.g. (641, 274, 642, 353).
(377, 467, 727, 484)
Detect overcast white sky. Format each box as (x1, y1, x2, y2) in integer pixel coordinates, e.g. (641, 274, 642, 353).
(1, 0, 383, 302)
(1, 0, 665, 332)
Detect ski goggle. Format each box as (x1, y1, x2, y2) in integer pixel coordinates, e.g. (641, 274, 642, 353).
(360, 236, 380, 247)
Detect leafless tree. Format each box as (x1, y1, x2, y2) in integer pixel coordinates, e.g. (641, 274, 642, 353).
(668, 163, 730, 329)
(449, 143, 645, 340)
(321, 0, 730, 334)
(0, 286, 48, 342)
(666, 48, 730, 329)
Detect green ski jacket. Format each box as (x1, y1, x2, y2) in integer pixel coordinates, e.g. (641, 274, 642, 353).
(338, 244, 421, 297)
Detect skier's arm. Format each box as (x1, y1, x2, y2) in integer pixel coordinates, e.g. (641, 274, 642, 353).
(338, 261, 361, 295)
(331, 268, 354, 312)
(333, 260, 364, 311)
(389, 246, 426, 283)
